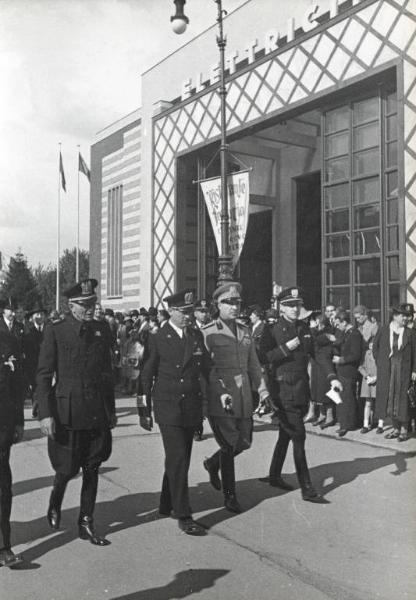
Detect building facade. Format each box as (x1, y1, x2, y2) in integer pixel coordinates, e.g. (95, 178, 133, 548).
(90, 0, 416, 319)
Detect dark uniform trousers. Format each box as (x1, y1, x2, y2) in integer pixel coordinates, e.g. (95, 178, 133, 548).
(206, 417, 252, 496)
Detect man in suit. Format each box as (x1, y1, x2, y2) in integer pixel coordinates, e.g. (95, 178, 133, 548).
(36, 279, 116, 546)
(201, 282, 270, 514)
(0, 309, 25, 567)
(140, 289, 210, 536)
(23, 302, 47, 418)
(259, 287, 341, 502)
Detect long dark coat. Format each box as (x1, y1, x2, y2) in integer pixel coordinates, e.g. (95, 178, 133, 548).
(0, 317, 26, 407)
(24, 323, 45, 388)
(310, 329, 336, 404)
(141, 323, 211, 427)
(35, 314, 115, 430)
(0, 331, 24, 437)
(372, 325, 416, 422)
(334, 327, 363, 430)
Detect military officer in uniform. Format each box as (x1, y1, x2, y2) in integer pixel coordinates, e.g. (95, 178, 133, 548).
(202, 282, 270, 513)
(0, 315, 24, 567)
(259, 287, 341, 502)
(140, 289, 211, 536)
(36, 279, 116, 546)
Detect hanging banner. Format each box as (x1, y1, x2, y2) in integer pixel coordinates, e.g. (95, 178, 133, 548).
(200, 170, 250, 269)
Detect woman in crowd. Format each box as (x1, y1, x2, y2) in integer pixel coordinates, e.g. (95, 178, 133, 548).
(332, 310, 363, 437)
(309, 312, 337, 429)
(358, 336, 377, 433)
(372, 303, 416, 441)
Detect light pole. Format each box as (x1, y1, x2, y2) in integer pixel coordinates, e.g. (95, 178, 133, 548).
(170, 0, 234, 285)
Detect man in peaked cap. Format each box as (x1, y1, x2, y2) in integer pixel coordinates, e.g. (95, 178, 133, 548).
(36, 278, 116, 546)
(140, 289, 211, 536)
(259, 286, 341, 502)
(201, 282, 270, 513)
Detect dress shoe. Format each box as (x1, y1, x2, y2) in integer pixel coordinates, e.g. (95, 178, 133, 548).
(398, 433, 409, 442)
(385, 430, 399, 439)
(47, 506, 61, 530)
(158, 506, 172, 517)
(258, 476, 293, 490)
(203, 459, 221, 491)
(78, 517, 111, 546)
(376, 427, 383, 434)
(224, 494, 243, 514)
(301, 487, 323, 502)
(178, 518, 207, 536)
(337, 429, 347, 437)
(320, 421, 336, 430)
(0, 549, 24, 568)
(312, 419, 325, 427)
(360, 426, 370, 434)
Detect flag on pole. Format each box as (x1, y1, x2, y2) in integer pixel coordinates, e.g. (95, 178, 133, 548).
(59, 152, 66, 192)
(78, 152, 91, 182)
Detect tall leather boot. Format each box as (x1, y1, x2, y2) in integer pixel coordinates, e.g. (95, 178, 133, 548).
(47, 473, 69, 530)
(203, 451, 221, 491)
(221, 453, 242, 514)
(78, 466, 110, 546)
(293, 441, 322, 502)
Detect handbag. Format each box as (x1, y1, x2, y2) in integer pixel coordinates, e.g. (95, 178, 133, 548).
(408, 381, 416, 409)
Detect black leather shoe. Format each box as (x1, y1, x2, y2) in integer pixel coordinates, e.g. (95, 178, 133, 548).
(320, 421, 336, 430)
(312, 419, 325, 427)
(47, 506, 61, 530)
(258, 476, 293, 490)
(224, 494, 243, 513)
(385, 430, 399, 439)
(398, 433, 409, 442)
(0, 549, 24, 567)
(337, 429, 348, 437)
(203, 459, 221, 491)
(178, 518, 207, 536)
(302, 488, 324, 503)
(78, 517, 111, 546)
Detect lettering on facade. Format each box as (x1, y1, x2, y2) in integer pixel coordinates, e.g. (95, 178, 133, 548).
(181, 0, 364, 101)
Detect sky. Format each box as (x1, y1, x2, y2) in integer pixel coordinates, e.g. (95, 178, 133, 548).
(0, 0, 247, 269)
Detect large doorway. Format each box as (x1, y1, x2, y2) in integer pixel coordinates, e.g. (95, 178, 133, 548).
(296, 172, 321, 309)
(238, 210, 273, 306)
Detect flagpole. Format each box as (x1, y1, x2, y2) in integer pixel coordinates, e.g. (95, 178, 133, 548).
(56, 143, 61, 311)
(76, 145, 80, 281)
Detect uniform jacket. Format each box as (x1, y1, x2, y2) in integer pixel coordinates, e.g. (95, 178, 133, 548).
(35, 314, 115, 430)
(0, 331, 24, 432)
(261, 317, 334, 410)
(140, 323, 211, 427)
(251, 320, 274, 366)
(202, 318, 267, 419)
(373, 324, 416, 422)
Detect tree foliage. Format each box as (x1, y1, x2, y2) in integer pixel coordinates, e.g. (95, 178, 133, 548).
(0, 251, 40, 310)
(0, 248, 89, 312)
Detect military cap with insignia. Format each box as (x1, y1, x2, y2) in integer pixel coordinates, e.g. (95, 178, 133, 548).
(212, 281, 242, 303)
(63, 278, 98, 302)
(277, 286, 304, 305)
(163, 289, 194, 309)
(392, 302, 414, 316)
(194, 299, 209, 311)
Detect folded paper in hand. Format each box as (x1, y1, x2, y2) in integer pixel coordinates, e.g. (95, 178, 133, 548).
(326, 387, 342, 405)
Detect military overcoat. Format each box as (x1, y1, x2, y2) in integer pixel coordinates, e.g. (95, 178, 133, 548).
(35, 314, 115, 430)
(202, 319, 267, 419)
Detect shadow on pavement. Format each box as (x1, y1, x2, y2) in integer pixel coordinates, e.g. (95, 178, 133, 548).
(12, 466, 118, 497)
(109, 569, 229, 600)
(11, 450, 416, 564)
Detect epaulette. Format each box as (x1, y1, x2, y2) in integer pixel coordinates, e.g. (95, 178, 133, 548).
(201, 320, 217, 330)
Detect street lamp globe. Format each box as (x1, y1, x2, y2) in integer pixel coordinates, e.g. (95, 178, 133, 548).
(171, 0, 189, 34)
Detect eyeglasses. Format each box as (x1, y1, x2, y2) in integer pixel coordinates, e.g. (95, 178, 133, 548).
(219, 298, 241, 306)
